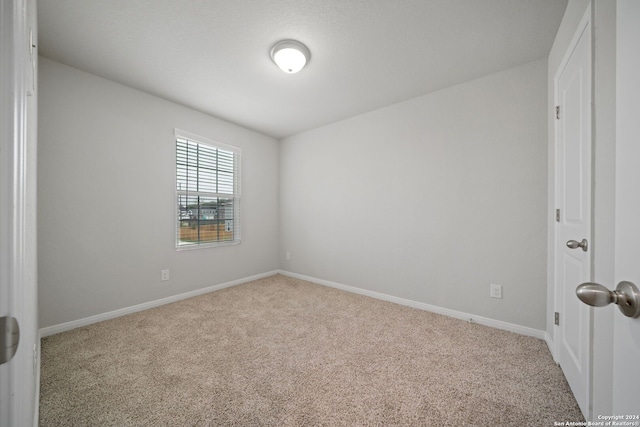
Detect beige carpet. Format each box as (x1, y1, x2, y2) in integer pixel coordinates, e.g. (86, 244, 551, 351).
(40, 274, 583, 426)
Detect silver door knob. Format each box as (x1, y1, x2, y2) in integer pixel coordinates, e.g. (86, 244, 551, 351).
(0, 316, 20, 365)
(576, 281, 640, 318)
(566, 239, 588, 252)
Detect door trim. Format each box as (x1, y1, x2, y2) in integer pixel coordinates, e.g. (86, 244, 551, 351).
(0, 0, 38, 426)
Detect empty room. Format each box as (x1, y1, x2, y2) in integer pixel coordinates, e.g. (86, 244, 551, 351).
(2, 0, 639, 426)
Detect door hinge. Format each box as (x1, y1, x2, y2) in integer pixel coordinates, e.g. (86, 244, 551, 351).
(555, 312, 560, 326)
(555, 209, 560, 222)
(556, 105, 560, 120)
(33, 343, 38, 374)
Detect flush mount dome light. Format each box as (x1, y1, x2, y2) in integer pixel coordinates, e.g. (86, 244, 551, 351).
(270, 40, 310, 74)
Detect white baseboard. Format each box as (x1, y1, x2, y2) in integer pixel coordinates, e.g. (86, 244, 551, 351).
(279, 270, 546, 340)
(40, 269, 547, 341)
(39, 270, 280, 337)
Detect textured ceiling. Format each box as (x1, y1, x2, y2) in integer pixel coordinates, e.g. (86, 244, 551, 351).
(37, 0, 567, 139)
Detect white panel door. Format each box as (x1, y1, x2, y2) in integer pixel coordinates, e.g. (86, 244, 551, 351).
(612, 0, 640, 414)
(555, 10, 592, 419)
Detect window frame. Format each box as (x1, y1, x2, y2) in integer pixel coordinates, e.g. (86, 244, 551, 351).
(174, 129, 241, 250)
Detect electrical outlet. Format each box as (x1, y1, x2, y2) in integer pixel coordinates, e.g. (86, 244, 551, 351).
(161, 269, 170, 281)
(286, 251, 291, 261)
(490, 284, 503, 299)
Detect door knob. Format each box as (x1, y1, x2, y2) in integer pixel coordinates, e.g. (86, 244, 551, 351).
(566, 239, 588, 252)
(576, 281, 640, 318)
(0, 316, 20, 365)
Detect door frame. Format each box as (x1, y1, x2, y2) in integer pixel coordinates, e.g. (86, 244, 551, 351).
(612, 0, 640, 412)
(0, 1, 23, 423)
(552, 3, 593, 419)
(0, 0, 38, 426)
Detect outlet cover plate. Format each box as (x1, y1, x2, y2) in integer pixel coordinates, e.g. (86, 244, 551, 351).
(490, 284, 503, 299)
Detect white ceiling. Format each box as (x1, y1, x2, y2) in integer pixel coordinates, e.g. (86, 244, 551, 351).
(37, 0, 567, 139)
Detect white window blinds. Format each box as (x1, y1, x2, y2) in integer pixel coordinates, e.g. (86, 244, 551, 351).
(175, 130, 241, 248)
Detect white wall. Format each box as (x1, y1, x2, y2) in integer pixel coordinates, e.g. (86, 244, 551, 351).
(280, 59, 548, 330)
(38, 57, 280, 328)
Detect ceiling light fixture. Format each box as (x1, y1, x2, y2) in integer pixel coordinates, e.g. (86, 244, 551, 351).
(270, 40, 310, 74)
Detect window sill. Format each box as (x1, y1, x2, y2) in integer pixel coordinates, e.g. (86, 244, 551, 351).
(176, 240, 241, 251)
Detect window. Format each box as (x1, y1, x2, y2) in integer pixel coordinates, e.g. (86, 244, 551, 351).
(175, 129, 241, 248)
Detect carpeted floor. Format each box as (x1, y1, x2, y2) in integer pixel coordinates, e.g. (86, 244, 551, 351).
(40, 274, 584, 426)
